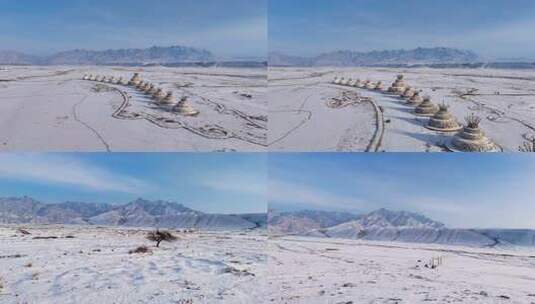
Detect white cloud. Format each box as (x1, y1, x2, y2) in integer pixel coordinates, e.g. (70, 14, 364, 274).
(201, 171, 266, 196)
(0, 154, 150, 193)
(269, 179, 366, 210)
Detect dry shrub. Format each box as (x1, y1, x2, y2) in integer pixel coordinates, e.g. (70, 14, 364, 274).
(129, 246, 151, 254)
(17, 228, 30, 235)
(91, 84, 113, 93)
(32, 236, 58, 240)
(146, 230, 178, 247)
(519, 137, 535, 152)
(465, 113, 482, 129)
(222, 266, 255, 277)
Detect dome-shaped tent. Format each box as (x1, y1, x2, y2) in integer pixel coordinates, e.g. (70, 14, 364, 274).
(374, 81, 384, 91)
(414, 96, 439, 116)
(152, 88, 166, 102)
(160, 91, 176, 105)
(173, 96, 200, 116)
(425, 103, 462, 132)
(129, 73, 141, 86)
(136, 81, 146, 90)
(143, 83, 153, 94)
(401, 87, 414, 99)
(407, 91, 423, 105)
(447, 114, 501, 152)
(388, 74, 406, 93)
(146, 84, 157, 95)
(141, 82, 151, 92)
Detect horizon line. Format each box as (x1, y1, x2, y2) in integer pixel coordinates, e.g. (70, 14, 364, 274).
(0, 195, 266, 215)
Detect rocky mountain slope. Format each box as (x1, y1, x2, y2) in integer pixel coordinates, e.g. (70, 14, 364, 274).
(269, 47, 479, 67)
(234, 213, 268, 229)
(268, 209, 358, 234)
(271, 208, 535, 248)
(353, 208, 445, 229)
(0, 197, 263, 230)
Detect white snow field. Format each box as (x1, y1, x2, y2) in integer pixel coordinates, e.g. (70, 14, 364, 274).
(269, 67, 535, 152)
(0, 225, 267, 304)
(267, 236, 535, 304)
(0, 66, 266, 151)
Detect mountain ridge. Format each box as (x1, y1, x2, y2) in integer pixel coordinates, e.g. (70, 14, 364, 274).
(269, 209, 358, 234)
(0, 45, 216, 65)
(0, 196, 264, 230)
(269, 47, 479, 67)
(269, 209, 535, 248)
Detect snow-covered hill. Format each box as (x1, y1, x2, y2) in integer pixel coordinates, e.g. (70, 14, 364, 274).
(271, 208, 535, 248)
(354, 208, 445, 229)
(268, 209, 358, 234)
(0, 197, 262, 230)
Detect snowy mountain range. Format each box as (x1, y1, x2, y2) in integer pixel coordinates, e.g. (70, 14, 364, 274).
(0, 45, 215, 65)
(269, 209, 535, 248)
(268, 209, 358, 234)
(0, 51, 40, 65)
(269, 47, 479, 67)
(0, 197, 264, 230)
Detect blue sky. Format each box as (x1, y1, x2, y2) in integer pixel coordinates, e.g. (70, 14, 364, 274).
(0, 153, 266, 214)
(269, 0, 535, 59)
(0, 0, 266, 57)
(269, 153, 535, 229)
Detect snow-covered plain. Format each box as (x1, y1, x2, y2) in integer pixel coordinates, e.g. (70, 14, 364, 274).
(0, 66, 266, 151)
(269, 67, 535, 152)
(2, 225, 534, 304)
(0, 225, 267, 304)
(268, 236, 535, 304)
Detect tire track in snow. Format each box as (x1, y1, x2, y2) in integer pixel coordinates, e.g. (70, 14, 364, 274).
(72, 95, 112, 152)
(268, 90, 315, 146)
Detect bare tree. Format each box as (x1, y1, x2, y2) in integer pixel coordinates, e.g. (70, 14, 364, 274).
(146, 229, 178, 248)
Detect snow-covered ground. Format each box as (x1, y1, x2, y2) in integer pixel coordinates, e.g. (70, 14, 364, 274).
(269, 67, 535, 152)
(0, 66, 266, 151)
(0, 225, 267, 304)
(267, 236, 535, 303)
(268, 236, 535, 304)
(2, 225, 534, 304)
